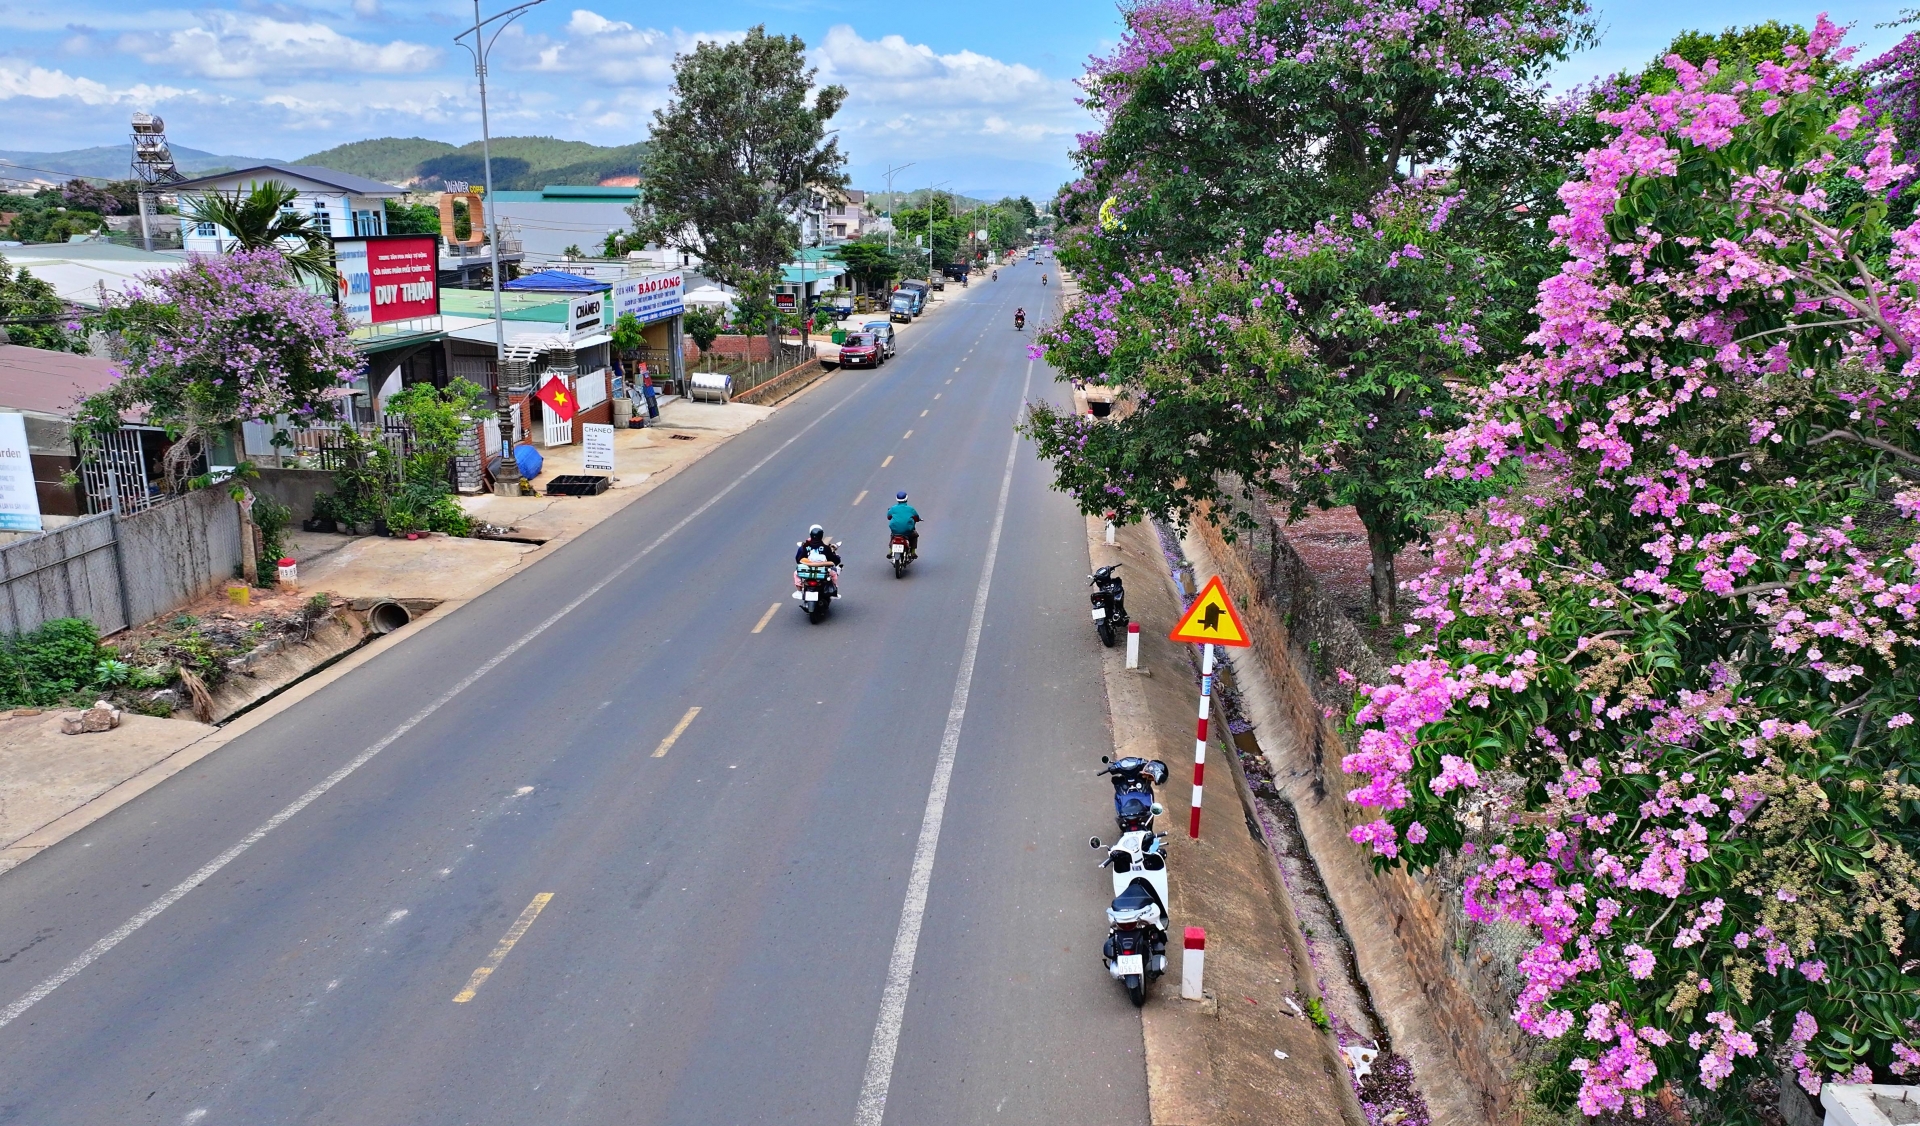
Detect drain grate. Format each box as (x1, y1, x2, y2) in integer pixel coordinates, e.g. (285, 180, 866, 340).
(669, 433, 698, 440)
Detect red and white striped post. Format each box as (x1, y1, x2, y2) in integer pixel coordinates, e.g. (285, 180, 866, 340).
(1191, 643, 1214, 838)
(1182, 926, 1207, 1000)
(1125, 621, 1141, 669)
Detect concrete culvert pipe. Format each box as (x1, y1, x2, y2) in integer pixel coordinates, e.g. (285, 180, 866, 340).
(366, 599, 412, 634)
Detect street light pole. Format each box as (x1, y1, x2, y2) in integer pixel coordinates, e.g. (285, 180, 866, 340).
(456, 0, 547, 495)
(881, 162, 914, 254)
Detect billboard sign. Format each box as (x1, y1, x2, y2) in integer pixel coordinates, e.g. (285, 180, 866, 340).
(612, 270, 685, 324)
(568, 293, 605, 338)
(335, 235, 439, 326)
(0, 413, 43, 533)
(774, 292, 797, 311)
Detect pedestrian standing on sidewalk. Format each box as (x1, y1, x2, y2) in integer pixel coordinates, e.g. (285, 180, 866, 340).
(641, 364, 661, 419)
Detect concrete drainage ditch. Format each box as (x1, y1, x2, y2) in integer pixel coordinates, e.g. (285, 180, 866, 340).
(1153, 520, 1433, 1126)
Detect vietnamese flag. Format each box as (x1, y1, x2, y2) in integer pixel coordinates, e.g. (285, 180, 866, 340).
(536, 376, 577, 423)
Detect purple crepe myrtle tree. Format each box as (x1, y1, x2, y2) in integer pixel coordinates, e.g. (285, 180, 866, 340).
(76, 248, 362, 486)
(1342, 19, 1920, 1118)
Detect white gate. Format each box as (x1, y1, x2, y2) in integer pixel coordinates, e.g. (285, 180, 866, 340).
(541, 377, 574, 447)
(80, 427, 155, 516)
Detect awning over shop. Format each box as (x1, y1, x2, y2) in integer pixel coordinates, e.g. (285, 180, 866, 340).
(503, 270, 611, 293)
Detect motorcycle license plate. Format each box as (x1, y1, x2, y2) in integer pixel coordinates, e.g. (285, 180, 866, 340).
(1092, 607, 1107, 620)
(892, 544, 905, 555)
(805, 593, 818, 602)
(1116, 954, 1144, 976)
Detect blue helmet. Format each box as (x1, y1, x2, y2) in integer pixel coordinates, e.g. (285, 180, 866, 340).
(896, 491, 908, 501)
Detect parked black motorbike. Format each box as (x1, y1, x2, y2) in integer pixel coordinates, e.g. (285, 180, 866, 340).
(1099, 755, 1169, 833)
(1088, 564, 1128, 647)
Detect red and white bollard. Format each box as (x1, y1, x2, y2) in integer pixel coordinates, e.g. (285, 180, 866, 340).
(1191, 643, 1213, 838)
(1125, 621, 1141, 669)
(1182, 927, 1206, 1000)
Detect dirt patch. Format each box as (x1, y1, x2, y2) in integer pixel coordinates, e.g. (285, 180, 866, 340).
(101, 587, 347, 722)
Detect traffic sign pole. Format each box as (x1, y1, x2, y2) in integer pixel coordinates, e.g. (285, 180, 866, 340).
(1192, 643, 1213, 839)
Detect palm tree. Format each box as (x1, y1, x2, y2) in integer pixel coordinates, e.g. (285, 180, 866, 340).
(183, 180, 335, 285)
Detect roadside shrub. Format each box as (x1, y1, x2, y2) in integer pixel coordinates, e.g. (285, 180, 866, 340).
(1, 618, 104, 706)
(251, 496, 292, 583)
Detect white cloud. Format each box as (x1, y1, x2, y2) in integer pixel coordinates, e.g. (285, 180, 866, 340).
(508, 10, 738, 85)
(0, 59, 190, 105)
(131, 12, 439, 79)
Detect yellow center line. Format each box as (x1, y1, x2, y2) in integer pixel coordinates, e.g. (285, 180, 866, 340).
(651, 706, 702, 758)
(881, 455, 893, 467)
(945, 379, 952, 384)
(751, 603, 780, 634)
(934, 393, 941, 399)
(919, 410, 928, 417)
(902, 430, 913, 439)
(452, 892, 554, 1003)
(852, 489, 868, 506)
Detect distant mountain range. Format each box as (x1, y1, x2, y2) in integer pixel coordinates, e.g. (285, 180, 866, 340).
(0, 143, 280, 182)
(294, 136, 648, 191)
(0, 135, 648, 192)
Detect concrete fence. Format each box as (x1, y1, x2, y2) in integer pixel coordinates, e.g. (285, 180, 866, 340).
(0, 487, 243, 637)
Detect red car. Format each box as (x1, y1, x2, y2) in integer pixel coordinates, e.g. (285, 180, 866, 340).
(839, 332, 884, 368)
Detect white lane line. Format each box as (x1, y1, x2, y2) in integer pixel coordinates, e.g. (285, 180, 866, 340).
(0, 383, 866, 1033)
(853, 357, 1033, 1126)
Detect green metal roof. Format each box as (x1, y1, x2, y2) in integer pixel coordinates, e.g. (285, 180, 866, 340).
(439, 288, 572, 322)
(782, 264, 845, 284)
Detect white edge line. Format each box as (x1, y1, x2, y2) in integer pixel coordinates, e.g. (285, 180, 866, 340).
(852, 357, 1033, 1126)
(0, 383, 864, 1032)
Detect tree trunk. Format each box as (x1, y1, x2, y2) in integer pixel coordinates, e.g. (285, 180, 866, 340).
(237, 487, 258, 586)
(767, 287, 780, 379)
(1359, 509, 1396, 624)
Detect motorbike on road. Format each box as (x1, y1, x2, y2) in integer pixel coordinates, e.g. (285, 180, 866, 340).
(1091, 830, 1171, 1006)
(888, 533, 916, 578)
(1088, 563, 1129, 646)
(794, 549, 840, 622)
(1014, 311, 1026, 331)
(1099, 755, 1169, 833)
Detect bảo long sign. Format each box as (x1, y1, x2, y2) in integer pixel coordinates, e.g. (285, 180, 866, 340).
(612, 270, 685, 325)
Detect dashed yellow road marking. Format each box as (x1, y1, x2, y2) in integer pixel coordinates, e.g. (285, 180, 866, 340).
(881, 455, 893, 468)
(902, 430, 913, 439)
(651, 706, 702, 758)
(853, 489, 868, 506)
(752, 604, 780, 634)
(920, 410, 929, 417)
(452, 893, 554, 1003)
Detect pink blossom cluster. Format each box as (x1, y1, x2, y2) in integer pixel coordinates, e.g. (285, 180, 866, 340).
(1345, 17, 1920, 1108)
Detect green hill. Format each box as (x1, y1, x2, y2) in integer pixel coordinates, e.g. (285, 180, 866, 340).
(296, 138, 455, 184)
(294, 136, 646, 190)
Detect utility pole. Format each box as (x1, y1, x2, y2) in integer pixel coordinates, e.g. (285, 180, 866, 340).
(881, 162, 914, 253)
(456, 0, 547, 496)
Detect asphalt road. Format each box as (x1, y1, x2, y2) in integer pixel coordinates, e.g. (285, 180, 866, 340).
(0, 260, 1150, 1126)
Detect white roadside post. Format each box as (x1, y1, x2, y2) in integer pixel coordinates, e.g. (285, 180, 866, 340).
(1182, 926, 1206, 1000)
(1125, 621, 1141, 669)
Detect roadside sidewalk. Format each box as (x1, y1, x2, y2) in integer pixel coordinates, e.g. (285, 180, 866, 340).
(1089, 516, 1364, 1126)
(0, 394, 784, 880)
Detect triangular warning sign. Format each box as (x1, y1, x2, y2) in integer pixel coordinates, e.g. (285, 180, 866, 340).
(1169, 576, 1251, 647)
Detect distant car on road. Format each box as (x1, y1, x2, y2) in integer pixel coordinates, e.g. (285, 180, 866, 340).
(862, 321, 897, 358)
(839, 332, 883, 368)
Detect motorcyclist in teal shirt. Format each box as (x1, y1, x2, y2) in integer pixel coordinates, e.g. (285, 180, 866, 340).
(886, 492, 921, 558)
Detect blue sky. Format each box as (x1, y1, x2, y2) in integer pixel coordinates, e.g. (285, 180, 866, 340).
(0, 0, 1914, 200)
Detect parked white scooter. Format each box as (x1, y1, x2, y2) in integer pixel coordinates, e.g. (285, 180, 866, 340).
(1091, 829, 1171, 1006)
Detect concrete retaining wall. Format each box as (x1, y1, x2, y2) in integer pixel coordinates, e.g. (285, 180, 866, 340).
(252, 467, 334, 525)
(0, 487, 243, 636)
(735, 359, 828, 406)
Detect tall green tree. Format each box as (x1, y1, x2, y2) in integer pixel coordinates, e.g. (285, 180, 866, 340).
(636, 26, 847, 358)
(181, 180, 336, 286)
(0, 253, 84, 353)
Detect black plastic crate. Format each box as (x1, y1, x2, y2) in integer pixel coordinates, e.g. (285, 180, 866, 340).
(545, 474, 611, 497)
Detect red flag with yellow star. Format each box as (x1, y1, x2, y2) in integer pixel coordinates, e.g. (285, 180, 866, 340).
(536, 376, 577, 423)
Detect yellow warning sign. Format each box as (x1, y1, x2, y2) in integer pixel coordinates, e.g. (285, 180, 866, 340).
(1169, 576, 1251, 647)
